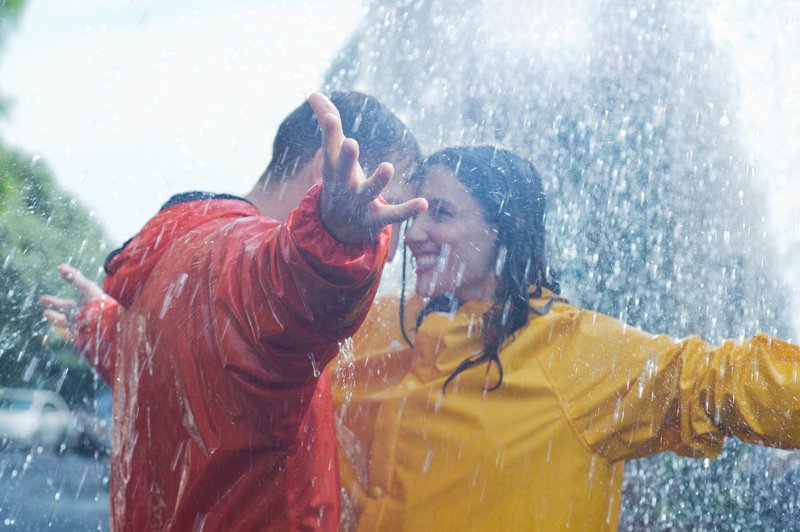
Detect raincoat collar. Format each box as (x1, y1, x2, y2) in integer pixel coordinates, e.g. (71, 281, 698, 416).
(409, 287, 559, 380)
(102, 191, 258, 308)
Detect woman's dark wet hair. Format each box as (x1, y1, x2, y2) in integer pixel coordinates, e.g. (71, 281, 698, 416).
(402, 146, 560, 392)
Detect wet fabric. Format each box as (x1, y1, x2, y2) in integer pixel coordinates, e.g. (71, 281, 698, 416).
(75, 183, 390, 531)
(332, 290, 800, 531)
(102, 191, 253, 272)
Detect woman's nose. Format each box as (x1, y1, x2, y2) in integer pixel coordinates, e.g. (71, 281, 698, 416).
(404, 216, 427, 245)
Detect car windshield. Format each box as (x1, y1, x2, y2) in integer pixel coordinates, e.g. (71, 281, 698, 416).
(0, 398, 33, 411)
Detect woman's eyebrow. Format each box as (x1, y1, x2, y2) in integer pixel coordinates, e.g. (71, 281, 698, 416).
(427, 197, 452, 209)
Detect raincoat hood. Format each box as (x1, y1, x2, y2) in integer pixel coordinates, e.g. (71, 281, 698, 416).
(103, 192, 258, 307)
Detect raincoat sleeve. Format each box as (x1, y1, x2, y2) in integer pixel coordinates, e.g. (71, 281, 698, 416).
(74, 296, 124, 387)
(544, 308, 800, 462)
(214, 182, 390, 380)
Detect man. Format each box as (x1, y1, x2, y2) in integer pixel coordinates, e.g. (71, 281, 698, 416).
(39, 92, 426, 531)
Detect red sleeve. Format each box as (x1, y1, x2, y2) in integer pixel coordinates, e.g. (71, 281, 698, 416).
(74, 296, 123, 387)
(215, 182, 390, 380)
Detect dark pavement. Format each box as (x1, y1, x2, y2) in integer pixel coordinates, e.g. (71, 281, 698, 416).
(0, 448, 109, 531)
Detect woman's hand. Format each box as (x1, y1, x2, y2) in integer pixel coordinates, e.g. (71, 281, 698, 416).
(308, 92, 427, 244)
(38, 264, 104, 338)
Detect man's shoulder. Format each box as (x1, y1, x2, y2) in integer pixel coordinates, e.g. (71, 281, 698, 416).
(104, 192, 260, 275)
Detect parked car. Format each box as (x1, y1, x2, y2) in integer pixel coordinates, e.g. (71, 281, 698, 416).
(0, 388, 72, 451)
(68, 388, 112, 456)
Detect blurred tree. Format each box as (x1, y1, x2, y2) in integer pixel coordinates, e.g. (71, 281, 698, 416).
(0, 0, 110, 404)
(0, 0, 26, 39)
(326, 0, 798, 528)
(0, 146, 108, 401)
(0, 0, 27, 116)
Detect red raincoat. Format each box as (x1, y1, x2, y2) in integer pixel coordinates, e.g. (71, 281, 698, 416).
(75, 183, 389, 531)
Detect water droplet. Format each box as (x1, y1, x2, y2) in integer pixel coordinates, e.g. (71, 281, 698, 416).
(336, 338, 356, 401)
(422, 448, 433, 473)
(308, 352, 321, 378)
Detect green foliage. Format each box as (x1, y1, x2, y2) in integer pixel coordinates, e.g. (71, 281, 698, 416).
(0, 144, 108, 403)
(0, 0, 25, 48)
(0, 0, 26, 115)
(0, 0, 105, 406)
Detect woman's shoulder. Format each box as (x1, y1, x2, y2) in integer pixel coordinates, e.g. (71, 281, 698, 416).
(529, 290, 579, 317)
(329, 293, 419, 391)
(348, 293, 424, 351)
(365, 294, 424, 329)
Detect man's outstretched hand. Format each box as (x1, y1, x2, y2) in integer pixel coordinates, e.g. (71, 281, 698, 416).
(38, 264, 104, 339)
(308, 92, 427, 244)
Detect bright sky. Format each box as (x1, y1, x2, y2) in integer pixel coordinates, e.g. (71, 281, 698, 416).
(0, 0, 362, 245)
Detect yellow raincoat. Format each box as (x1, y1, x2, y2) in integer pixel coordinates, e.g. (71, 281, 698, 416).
(331, 290, 800, 530)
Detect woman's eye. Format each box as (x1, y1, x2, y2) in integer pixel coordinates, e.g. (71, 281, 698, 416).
(432, 205, 453, 219)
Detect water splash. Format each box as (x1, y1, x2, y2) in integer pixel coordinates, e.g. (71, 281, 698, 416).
(335, 338, 357, 401)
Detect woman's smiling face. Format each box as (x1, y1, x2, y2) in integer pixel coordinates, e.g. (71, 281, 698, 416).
(405, 164, 498, 301)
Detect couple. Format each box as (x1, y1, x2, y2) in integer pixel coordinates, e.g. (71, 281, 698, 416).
(42, 91, 800, 531)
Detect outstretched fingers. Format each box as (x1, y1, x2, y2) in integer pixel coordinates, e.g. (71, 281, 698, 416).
(373, 197, 428, 227)
(320, 113, 344, 176)
(308, 92, 341, 124)
(57, 263, 103, 302)
(309, 91, 427, 243)
(38, 293, 78, 333)
(334, 138, 361, 190)
(42, 309, 69, 330)
(309, 92, 345, 180)
(359, 163, 394, 201)
(38, 263, 104, 336)
(38, 294, 77, 315)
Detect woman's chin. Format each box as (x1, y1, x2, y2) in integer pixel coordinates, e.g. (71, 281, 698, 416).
(415, 285, 433, 298)
(415, 282, 439, 299)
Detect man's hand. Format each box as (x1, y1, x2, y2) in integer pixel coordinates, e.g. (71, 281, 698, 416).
(38, 264, 104, 338)
(308, 92, 427, 244)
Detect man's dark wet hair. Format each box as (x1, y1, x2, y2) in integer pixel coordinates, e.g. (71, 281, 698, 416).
(260, 91, 422, 184)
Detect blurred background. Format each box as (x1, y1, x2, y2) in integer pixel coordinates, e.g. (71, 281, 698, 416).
(0, 0, 799, 529)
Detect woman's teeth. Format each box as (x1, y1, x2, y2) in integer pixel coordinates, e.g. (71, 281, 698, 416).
(415, 254, 438, 267)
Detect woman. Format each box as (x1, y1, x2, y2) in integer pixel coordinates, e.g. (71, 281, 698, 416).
(332, 146, 800, 530)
